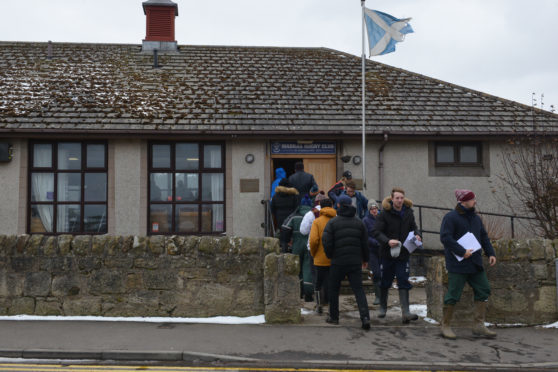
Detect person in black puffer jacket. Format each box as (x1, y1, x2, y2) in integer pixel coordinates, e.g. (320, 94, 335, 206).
(322, 195, 370, 330)
(372, 187, 422, 324)
(270, 179, 299, 231)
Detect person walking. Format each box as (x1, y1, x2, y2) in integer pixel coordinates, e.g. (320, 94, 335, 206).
(270, 167, 286, 198)
(327, 170, 352, 201)
(322, 195, 371, 330)
(281, 203, 314, 302)
(337, 180, 368, 219)
(439, 189, 497, 339)
(363, 200, 381, 305)
(373, 187, 422, 323)
(270, 179, 299, 231)
(308, 196, 336, 314)
(288, 161, 318, 199)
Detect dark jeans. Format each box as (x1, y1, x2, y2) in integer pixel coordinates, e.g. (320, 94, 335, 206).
(369, 249, 380, 283)
(328, 264, 370, 321)
(444, 271, 491, 305)
(380, 258, 412, 290)
(314, 265, 330, 304)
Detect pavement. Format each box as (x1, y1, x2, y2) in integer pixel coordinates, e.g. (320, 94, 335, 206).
(1, 287, 557, 371)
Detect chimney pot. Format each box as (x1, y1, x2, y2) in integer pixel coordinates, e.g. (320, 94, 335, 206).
(141, 0, 178, 52)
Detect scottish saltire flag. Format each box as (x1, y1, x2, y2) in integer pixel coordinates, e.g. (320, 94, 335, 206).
(364, 8, 413, 56)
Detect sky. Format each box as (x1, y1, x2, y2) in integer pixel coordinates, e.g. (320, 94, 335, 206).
(0, 0, 557, 111)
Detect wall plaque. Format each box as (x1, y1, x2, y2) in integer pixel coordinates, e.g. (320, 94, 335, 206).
(240, 179, 259, 193)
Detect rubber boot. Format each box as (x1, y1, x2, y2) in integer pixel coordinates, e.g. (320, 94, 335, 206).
(399, 289, 418, 324)
(314, 290, 322, 314)
(377, 287, 388, 318)
(441, 304, 456, 339)
(472, 301, 497, 338)
(373, 284, 381, 306)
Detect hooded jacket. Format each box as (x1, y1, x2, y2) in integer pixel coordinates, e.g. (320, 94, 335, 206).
(440, 203, 496, 273)
(372, 196, 419, 261)
(308, 207, 336, 266)
(322, 204, 369, 266)
(270, 168, 286, 198)
(270, 185, 299, 227)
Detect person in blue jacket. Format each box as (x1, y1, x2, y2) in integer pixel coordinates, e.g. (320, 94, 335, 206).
(439, 189, 497, 340)
(270, 167, 286, 198)
(336, 180, 368, 219)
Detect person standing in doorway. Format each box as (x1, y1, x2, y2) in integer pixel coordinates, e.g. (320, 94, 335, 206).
(270, 179, 299, 232)
(363, 200, 381, 305)
(439, 189, 497, 339)
(322, 195, 371, 330)
(373, 187, 422, 323)
(288, 161, 318, 199)
(270, 167, 286, 198)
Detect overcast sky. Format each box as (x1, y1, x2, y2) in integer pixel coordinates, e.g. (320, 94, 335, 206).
(1, 0, 556, 111)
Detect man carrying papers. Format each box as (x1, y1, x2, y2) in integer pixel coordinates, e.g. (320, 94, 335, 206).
(439, 189, 497, 340)
(373, 187, 422, 323)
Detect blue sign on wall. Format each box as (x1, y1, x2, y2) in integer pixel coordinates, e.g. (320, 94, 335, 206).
(271, 141, 336, 155)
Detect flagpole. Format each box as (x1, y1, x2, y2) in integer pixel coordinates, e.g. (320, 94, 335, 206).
(361, 0, 367, 191)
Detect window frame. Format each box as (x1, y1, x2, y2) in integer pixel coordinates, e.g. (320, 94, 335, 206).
(27, 141, 108, 235)
(434, 142, 482, 167)
(148, 141, 226, 236)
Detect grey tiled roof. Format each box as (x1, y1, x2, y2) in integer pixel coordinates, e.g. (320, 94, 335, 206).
(1, 41, 557, 136)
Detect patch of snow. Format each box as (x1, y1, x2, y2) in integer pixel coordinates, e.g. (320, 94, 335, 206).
(410, 304, 427, 317)
(541, 321, 558, 329)
(0, 314, 265, 325)
(301, 308, 313, 315)
(409, 276, 426, 284)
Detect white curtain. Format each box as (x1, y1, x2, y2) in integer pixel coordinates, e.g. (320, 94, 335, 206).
(207, 147, 224, 231)
(31, 173, 53, 232)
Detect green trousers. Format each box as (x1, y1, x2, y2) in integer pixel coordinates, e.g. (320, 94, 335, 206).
(444, 271, 491, 305)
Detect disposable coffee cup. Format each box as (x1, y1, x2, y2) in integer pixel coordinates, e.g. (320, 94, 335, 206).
(390, 241, 402, 258)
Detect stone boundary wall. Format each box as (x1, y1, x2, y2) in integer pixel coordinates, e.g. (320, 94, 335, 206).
(426, 239, 558, 325)
(0, 234, 300, 322)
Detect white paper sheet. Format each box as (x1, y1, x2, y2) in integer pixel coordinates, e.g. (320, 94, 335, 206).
(454, 232, 481, 261)
(403, 231, 422, 253)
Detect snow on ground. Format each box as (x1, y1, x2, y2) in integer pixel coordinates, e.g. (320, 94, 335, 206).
(0, 314, 265, 324)
(409, 276, 427, 284)
(542, 321, 558, 329)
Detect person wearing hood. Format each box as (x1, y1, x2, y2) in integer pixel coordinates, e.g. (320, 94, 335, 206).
(308, 195, 336, 314)
(270, 179, 299, 230)
(322, 195, 371, 330)
(372, 187, 422, 324)
(270, 167, 286, 198)
(439, 189, 497, 340)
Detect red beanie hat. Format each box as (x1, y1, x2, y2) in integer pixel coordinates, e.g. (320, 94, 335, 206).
(455, 189, 475, 202)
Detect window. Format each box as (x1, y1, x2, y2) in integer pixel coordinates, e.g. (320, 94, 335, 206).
(29, 142, 108, 234)
(148, 142, 225, 235)
(435, 142, 482, 166)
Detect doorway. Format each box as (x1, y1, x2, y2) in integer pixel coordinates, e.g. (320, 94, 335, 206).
(271, 156, 337, 194)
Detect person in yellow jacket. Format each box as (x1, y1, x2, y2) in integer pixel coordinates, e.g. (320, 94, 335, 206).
(308, 197, 336, 314)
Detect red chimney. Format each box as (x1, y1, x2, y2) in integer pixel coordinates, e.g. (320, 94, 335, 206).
(143, 0, 178, 43)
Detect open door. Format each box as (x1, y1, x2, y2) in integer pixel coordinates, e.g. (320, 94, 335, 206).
(304, 158, 337, 193)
